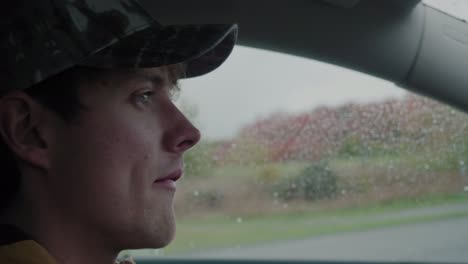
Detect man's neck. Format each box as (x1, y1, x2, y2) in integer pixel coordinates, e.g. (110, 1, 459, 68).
(4, 197, 120, 264)
(32, 221, 119, 264)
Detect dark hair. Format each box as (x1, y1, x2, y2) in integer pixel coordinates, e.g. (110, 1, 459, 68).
(0, 64, 185, 213)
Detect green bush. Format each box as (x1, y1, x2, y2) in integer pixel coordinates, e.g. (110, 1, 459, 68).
(256, 164, 281, 183)
(339, 136, 404, 158)
(193, 189, 224, 209)
(222, 139, 269, 165)
(275, 161, 338, 201)
(427, 139, 468, 171)
(183, 142, 216, 177)
(339, 136, 365, 157)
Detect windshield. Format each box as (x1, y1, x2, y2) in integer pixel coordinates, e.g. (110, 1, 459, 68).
(119, 44, 468, 262)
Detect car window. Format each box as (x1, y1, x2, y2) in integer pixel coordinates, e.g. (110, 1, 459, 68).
(424, 0, 468, 21)
(120, 44, 468, 262)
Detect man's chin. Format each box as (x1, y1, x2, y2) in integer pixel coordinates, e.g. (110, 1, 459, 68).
(128, 223, 176, 250)
(121, 236, 174, 251)
(118, 207, 177, 250)
(148, 228, 175, 249)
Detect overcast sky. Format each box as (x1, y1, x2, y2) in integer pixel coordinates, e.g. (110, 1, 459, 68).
(177, 0, 466, 140)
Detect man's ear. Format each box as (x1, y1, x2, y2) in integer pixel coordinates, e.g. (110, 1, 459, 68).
(0, 91, 51, 171)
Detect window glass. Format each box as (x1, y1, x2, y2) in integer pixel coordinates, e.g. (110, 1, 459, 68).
(124, 46, 468, 262)
(424, 0, 468, 20)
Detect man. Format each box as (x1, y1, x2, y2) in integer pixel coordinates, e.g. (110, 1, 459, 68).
(0, 1, 237, 264)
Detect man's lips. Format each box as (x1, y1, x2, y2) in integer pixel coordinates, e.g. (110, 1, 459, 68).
(153, 169, 183, 190)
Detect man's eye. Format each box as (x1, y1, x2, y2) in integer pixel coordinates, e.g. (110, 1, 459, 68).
(134, 91, 155, 104)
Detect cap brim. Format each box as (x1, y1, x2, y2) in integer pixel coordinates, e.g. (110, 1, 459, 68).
(79, 23, 238, 78)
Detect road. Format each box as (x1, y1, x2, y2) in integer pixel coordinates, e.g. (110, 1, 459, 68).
(185, 216, 468, 263)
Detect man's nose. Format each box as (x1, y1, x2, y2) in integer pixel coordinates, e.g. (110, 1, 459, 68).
(162, 108, 201, 154)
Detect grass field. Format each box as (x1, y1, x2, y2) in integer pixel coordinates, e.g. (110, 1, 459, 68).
(123, 192, 468, 258)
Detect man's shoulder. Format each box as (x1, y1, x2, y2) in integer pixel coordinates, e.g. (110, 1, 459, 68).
(0, 225, 58, 264)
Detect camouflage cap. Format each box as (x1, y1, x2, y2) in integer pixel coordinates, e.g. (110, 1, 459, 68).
(0, 0, 238, 93)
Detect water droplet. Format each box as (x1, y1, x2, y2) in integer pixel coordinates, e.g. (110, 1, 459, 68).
(193, 190, 199, 196)
(464, 186, 468, 192)
(236, 217, 243, 223)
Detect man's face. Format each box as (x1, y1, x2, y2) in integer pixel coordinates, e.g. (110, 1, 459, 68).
(45, 67, 200, 249)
